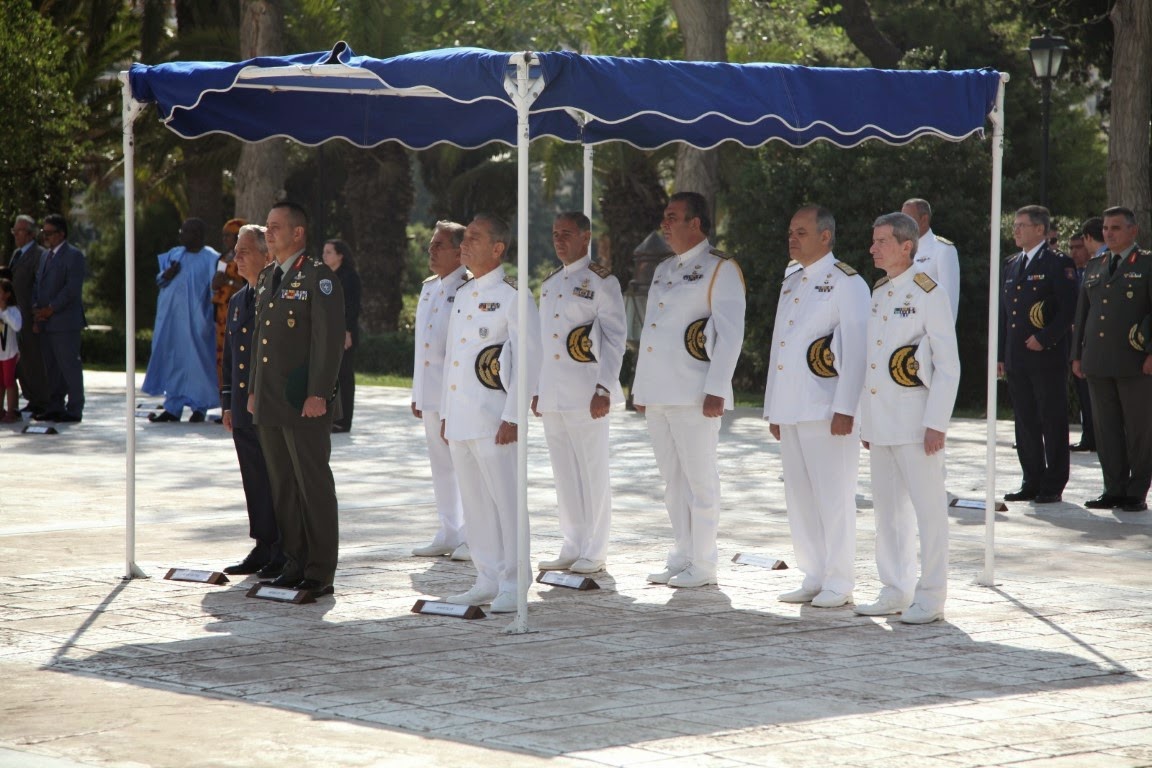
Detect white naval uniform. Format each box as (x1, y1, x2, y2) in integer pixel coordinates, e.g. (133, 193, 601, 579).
(860, 268, 960, 613)
(763, 251, 869, 595)
(633, 239, 746, 574)
(412, 265, 470, 549)
(914, 229, 960, 321)
(536, 255, 627, 564)
(441, 265, 541, 597)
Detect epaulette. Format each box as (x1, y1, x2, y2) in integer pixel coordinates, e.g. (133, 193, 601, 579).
(589, 262, 611, 278)
(784, 259, 802, 278)
(504, 275, 518, 289)
(936, 235, 954, 246)
(541, 266, 563, 284)
(835, 261, 858, 276)
(709, 247, 731, 260)
(1088, 252, 1106, 261)
(422, 274, 437, 284)
(874, 276, 890, 290)
(914, 272, 938, 293)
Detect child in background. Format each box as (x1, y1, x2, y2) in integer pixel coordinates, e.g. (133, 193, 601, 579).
(0, 278, 23, 423)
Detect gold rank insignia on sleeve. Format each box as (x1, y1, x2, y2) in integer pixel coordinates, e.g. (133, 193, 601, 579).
(684, 318, 710, 362)
(913, 272, 938, 292)
(1028, 300, 1050, 330)
(588, 262, 611, 278)
(834, 261, 858, 276)
(503, 275, 518, 289)
(567, 323, 597, 362)
(475, 344, 505, 391)
(806, 334, 837, 378)
(889, 345, 924, 387)
(1130, 315, 1151, 352)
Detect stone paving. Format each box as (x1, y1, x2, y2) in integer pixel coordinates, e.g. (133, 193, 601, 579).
(1, 372, 1151, 767)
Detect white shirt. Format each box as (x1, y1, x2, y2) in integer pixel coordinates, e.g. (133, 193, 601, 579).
(412, 265, 469, 413)
(914, 229, 960, 321)
(536, 254, 627, 411)
(763, 251, 870, 424)
(859, 268, 960, 445)
(632, 239, 746, 408)
(440, 265, 541, 441)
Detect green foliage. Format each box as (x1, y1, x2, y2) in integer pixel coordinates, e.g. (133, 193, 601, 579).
(356, 330, 416, 375)
(81, 326, 153, 369)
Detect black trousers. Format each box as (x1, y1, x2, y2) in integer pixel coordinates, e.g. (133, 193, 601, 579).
(233, 425, 281, 559)
(334, 344, 355, 431)
(1087, 375, 1152, 500)
(1007, 366, 1069, 495)
(15, 326, 49, 410)
(1073, 374, 1094, 448)
(42, 330, 84, 417)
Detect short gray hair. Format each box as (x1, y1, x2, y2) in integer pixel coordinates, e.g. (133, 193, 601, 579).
(797, 204, 836, 248)
(873, 212, 920, 259)
(13, 214, 36, 233)
(902, 198, 932, 220)
(237, 224, 267, 253)
(472, 213, 511, 250)
(434, 220, 466, 247)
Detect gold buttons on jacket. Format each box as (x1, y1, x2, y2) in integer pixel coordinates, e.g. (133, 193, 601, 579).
(239, 345, 245, 352)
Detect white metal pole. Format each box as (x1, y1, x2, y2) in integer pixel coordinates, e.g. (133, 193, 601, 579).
(979, 73, 1009, 587)
(119, 73, 146, 580)
(583, 143, 593, 220)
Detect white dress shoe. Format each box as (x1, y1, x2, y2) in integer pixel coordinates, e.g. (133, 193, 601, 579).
(777, 586, 821, 603)
(489, 592, 519, 613)
(449, 543, 471, 561)
(412, 543, 454, 557)
(443, 587, 497, 606)
(569, 558, 605, 574)
(811, 590, 852, 608)
(538, 556, 578, 571)
(899, 602, 944, 624)
(668, 566, 717, 588)
(854, 594, 909, 616)
(647, 565, 685, 584)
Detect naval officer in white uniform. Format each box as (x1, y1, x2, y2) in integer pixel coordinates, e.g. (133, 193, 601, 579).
(633, 191, 746, 588)
(856, 212, 960, 625)
(901, 198, 960, 321)
(411, 221, 471, 561)
(533, 212, 626, 575)
(440, 214, 540, 614)
(764, 205, 869, 608)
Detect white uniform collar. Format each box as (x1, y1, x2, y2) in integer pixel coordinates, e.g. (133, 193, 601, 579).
(887, 267, 917, 289)
(1023, 241, 1044, 261)
(919, 229, 935, 246)
(800, 251, 836, 273)
(474, 264, 507, 286)
(676, 238, 712, 266)
(563, 254, 591, 273)
(440, 264, 468, 284)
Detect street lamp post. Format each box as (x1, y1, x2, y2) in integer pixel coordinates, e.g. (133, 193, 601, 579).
(1028, 28, 1069, 209)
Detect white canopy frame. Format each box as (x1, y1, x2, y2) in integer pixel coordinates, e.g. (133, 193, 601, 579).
(117, 56, 1009, 632)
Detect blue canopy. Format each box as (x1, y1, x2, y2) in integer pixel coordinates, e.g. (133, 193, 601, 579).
(129, 43, 1002, 150)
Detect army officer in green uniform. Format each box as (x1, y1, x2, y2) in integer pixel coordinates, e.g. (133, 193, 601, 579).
(249, 201, 346, 596)
(1072, 206, 1152, 513)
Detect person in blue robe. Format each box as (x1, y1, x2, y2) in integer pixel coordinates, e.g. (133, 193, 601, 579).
(143, 218, 220, 422)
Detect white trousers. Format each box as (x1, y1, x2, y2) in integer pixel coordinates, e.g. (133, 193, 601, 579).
(779, 421, 859, 594)
(645, 404, 722, 572)
(869, 442, 949, 612)
(422, 410, 465, 548)
(542, 410, 612, 562)
(449, 437, 524, 595)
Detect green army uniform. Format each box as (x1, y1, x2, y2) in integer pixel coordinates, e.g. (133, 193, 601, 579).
(250, 251, 346, 587)
(1071, 245, 1152, 504)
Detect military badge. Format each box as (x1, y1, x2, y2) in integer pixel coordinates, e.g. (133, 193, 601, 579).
(475, 344, 505, 391)
(1129, 315, 1151, 352)
(479, 302, 500, 311)
(889, 345, 923, 387)
(1028, 300, 1050, 330)
(567, 323, 597, 363)
(572, 287, 595, 300)
(683, 273, 703, 282)
(684, 318, 710, 362)
(319, 278, 333, 295)
(287, 319, 296, 328)
(806, 334, 837, 378)
(479, 327, 489, 339)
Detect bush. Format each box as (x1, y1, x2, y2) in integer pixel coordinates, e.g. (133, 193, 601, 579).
(356, 331, 415, 375)
(81, 327, 152, 369)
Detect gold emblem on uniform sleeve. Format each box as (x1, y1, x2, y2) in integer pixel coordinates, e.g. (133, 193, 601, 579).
(1129, 315, 1151, 352)
(567, 323, 597, 363)
(1028, 300, 1049, 330)
(889, 344, 924, 387)
(806, 334, 837, 378)
(475, 344, 505, 391)
(684, 318, 710, 362)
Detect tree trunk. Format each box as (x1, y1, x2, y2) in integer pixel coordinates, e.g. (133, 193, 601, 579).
(670, 0, 728, 214)
(600, 149, 668, 286)
(1109, 0, 1152, 246)
(341, 143, 413, 332)
(828, 0, 902, 69)
(235, 0, 287, 224)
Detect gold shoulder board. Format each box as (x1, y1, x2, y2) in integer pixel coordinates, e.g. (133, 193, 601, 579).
(835, 261, 858, 276)
(914, 272, 938, 292)
(874, 276, 890, 290)
(422, 274, 437, 284)
(709, 247, 731, 260)
(936, 235, 954, 246)
(541, 266, 562, 284)
(504, 275, 518, 289)
(588, 262, 612, 279)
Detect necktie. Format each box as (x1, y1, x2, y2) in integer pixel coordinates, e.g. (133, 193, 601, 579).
(271, 265, 283, 292)
(42, 248, 55, 269)
(1108, 251, 1120, 276)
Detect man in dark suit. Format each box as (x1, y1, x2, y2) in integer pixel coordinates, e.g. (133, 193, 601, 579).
(33, 213, 86, 422)
(220, 224, 283, 577)
(6, 215, 48, 414)
(998, 205, 1077, 504)
(248, 202, 345, 598)
(1071, 206, 1152, 512)
(1067, 233, 1095, 452)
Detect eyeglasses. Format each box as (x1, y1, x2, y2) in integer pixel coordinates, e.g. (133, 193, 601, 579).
(41, 228, 61, 236)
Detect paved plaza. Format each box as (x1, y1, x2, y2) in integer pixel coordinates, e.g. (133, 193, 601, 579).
(1, 371, 1151, 768)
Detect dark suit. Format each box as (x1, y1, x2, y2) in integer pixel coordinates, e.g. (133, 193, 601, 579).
(6, 243, 48, 411)
(222, 285, 281, 563)
(35, 241, 86, 418)
(1071, 266, 1094, 448)
(332, 262, 361, 432)
(998, 243, 1078, 496)
(1071, 246, 1152, 501)
(250, 253, 345, 586)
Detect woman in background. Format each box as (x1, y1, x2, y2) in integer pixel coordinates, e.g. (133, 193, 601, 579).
(322, 239, 361, 434)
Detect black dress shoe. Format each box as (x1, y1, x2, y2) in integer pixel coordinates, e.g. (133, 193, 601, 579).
(33, 411, 63, 422)
(1120, 497, 1148, 512)
(1004, 488, 1037, 502)
(1034, 494, 1062, 504)
(1085, 495, 1123, 509)
(223, 556, 269, 575)
(295, 578, 334, 598)
(1069, 442, 1095, 452)
(263, 573, 302, 587)
(58, 413, 82, 423)
(148, 410, 180, 423)
(256, 560, 286, 579)
(331, 425, 350, 434)
(189, 410, 206, 423)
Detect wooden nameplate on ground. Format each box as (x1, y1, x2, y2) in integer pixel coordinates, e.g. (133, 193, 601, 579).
(246, 583, 315, 604)
(22, 424, 58, 435)
(536, 571, 600, 590)
(164, 568, 229, 585)
(732, 553, 789, 570)
(411, 599, 486, 619)
(950, 498, 1009, 512)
